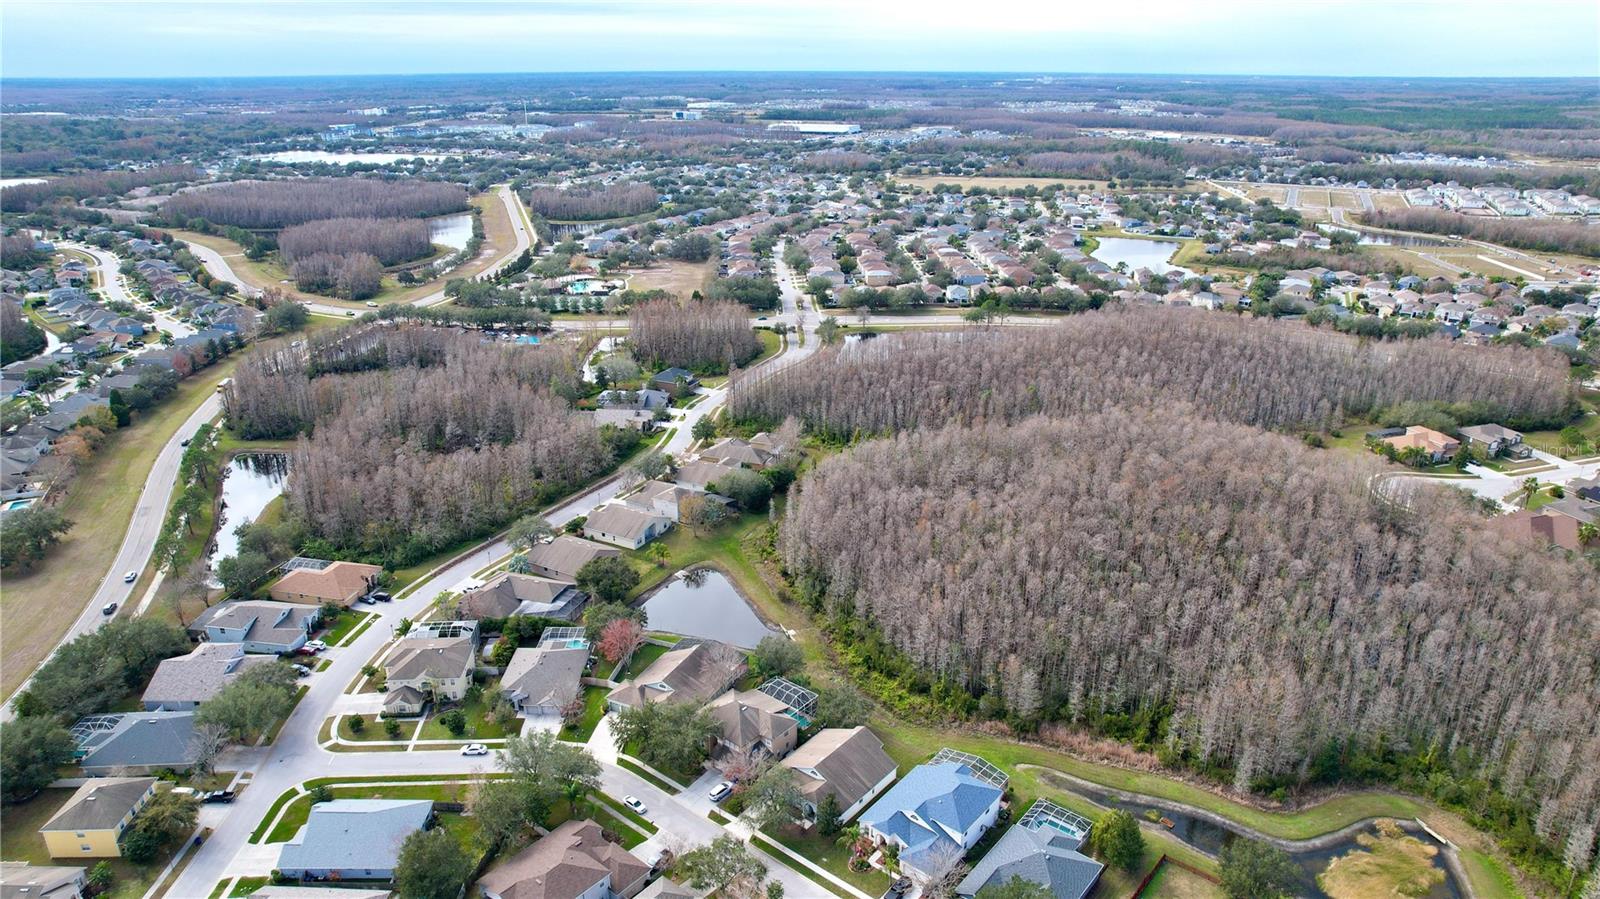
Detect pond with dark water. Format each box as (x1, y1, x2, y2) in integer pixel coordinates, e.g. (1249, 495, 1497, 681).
(206, 453, 290, 575)
(639, 568, 777, 649)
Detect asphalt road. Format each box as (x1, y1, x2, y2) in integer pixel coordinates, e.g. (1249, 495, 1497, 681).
(1, 392, 222, 720)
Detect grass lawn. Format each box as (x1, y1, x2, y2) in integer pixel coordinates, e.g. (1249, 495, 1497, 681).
(591, 654, 623, 681)
(417, 686, 516, 741)
(749, 835, 852, 898)
(769, 825, 892, 895)
(228, 876, 270, 896)
(318, 609, 374, 645)
(337, 713, 409, 742)
(545, 795, 651, 848)
(616, 756, 680, 793)
(558, 685, 610, 743)
(1141, 859, 1226, 899)
(618, 643, 669, 681)
(0, 355, 240, 699)
(0, 789, 175, 898)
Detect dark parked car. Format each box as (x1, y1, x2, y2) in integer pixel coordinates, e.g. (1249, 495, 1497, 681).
(201, 790, 235, 803)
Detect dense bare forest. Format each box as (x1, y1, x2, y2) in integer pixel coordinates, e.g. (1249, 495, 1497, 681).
(0, 165, 197, 213)
(730, 308, 1574, 436)
(224, 326, 603, 563)
(1363, 208, 1600, 258)
(286, 252, 383, 299)
(783, 411, 1600, 860)
(629, 297, 761, 372)
(525, 182, 658, 220)
(276, 217, 432, 266)
(160, 179, 467, 229)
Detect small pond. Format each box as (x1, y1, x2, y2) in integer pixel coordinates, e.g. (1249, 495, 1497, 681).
(1090, 236, 1193, 277)
(428, 213, 474, 251)
(249, 150, 450, 165)
(1318, 223, 1450, 248)
(207, 453, 290, 575)
(1053, 775, 1462, 899)
(639, 568, 777, 649)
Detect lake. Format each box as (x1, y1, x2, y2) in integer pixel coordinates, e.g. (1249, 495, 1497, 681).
(1090, 236, 1192, 276)
(250, 151, 451, 165)
(0, 178, 47, 189)
(639, 568, 777, 649)
(207, 453, 289, 576)
(428, 213, 474, 251)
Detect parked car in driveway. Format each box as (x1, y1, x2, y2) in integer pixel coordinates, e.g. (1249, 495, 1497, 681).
(623, 795, 647, 815)
(460, 744, 489, 756)
(304, 640, 328, 651)
(708, 780, 734, 802)
(201, 790, 235, 803)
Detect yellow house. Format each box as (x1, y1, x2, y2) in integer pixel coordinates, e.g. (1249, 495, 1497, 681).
(40, 777, 157, 858)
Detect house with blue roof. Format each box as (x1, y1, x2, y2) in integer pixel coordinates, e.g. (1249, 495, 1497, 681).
(275, 798, 433, 881)
(859, 759, 1004, 882)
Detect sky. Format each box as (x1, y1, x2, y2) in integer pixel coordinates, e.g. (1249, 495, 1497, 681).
(2, 0, 1598, 80)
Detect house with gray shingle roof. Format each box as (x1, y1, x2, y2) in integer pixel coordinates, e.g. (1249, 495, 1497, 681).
(141, 642, 274, 710)
(457, 571, 588, 622)
(39, 777, 158, 859)
(70, 712, 200, 775)
(782, 726, 899, 822)
(500, 643, 588, 716)
(275, 799, 433, 881)
(956, 800, 1104, 899)
(189, 600, 318, 654)
(477, 819, 650, 899)
(0, 862, 88, 898)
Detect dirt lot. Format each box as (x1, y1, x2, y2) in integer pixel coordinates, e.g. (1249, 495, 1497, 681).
(626, 259, 715, 297)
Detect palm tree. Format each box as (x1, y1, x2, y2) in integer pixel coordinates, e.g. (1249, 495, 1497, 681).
(1519, 477, 1542, 509)
(1579, 522, 1598, 546)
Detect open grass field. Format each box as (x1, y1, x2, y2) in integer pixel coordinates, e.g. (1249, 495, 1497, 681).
(625, 258, 716, 297)
(894, 174, 1111, 193)
(0, 356, 238, 699)
(0, 788, 176, 899)
(1328, 190, 1363, 210)
(1243, 184, 1290, 203)
(1297, 188, 1332, 208)
(170, 189, 515, 310)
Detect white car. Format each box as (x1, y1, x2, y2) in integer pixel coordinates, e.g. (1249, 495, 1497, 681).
(304, 640, 328, 651)
(460, 744, 489, 756)
(708, 780, 734, 802)
(123, 571, 137, 583)
(623, 795, 647, 815)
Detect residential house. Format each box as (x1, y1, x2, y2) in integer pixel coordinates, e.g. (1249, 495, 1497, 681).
(674, 459, 743, 492)
(39, 777, 157, 858)
(955, 800, 1104, 899)
(1381, 426, 1460, 463)
(275, 799, 434, 881)
(583, 503, 671, 550)
(606, 641, 746, 712)
(0, 862, 87, 899)
(706, 689, 799, 759)
(382, 686, 428, 718)
(1496, 508, 1590, 552)
(269, 560, 383, 607)
(1571, 474, 1600, 503)
(649, 368, 700, 396)
(251, 888, 389, 899)
(477, 819, 651, 899)
(619, 480, 702, 522)
(1457, 424, 1529, 458)
(70, 712, 200, 776)
(597, 389, 671, 412)
(384, 635, 476, 702)
(860, 758, 1005, 882)
(697, 437, 773, 470)
(141, 642, 274, 710)
(524, 535, 621, 582)
(190, 601, 319, 654)
(782, 726, 899, 823)
(500, 641, 589, 716)
(457, 572, 588, 622)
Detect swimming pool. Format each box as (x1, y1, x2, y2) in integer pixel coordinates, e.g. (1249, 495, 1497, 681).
(2, 498, 35, 512)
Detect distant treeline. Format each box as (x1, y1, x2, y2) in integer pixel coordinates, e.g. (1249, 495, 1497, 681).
(1363, 208, 1600, 259)
(525, 182, 657, 221)
(224, 325, 603, 565)
(277, 217, 432, 267)
(160, 178, 467, 229)
(1208, 246, 1410, 278)
(1301, 162, 1600, 198)
(0, 165, 198, 213)
(730, 307, 1574, 437)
